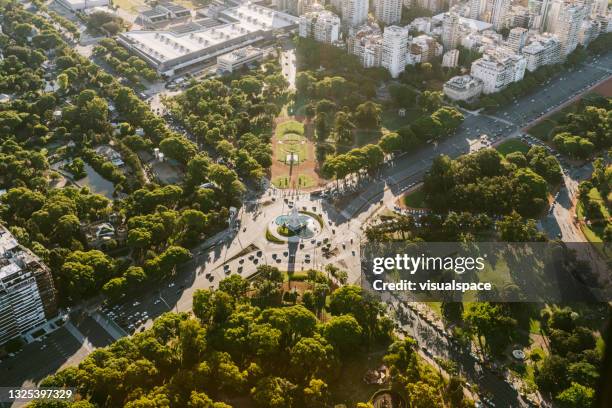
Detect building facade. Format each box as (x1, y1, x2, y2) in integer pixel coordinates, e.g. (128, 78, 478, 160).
(441, 12, 461, 50)
(507, 27, 528, 52)
(118, 2, 299, 76)
(553, 2, 587, 56)
(375, 0, 402, 25)
(470, 50, 526, 93)
(342, 0, 369, 27)
(0, 226, 57, 345)
(299, 9, 341, 43)
(382, 25, 408, 78)
(442, 48, 460, 67)
(521, 33, 561, 71)
(349, 23, 383, 68)
(443, 75, 484, 100)
(217, 46, 264, 72)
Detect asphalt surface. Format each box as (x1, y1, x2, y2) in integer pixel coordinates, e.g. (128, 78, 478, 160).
(3, 44, 608, 406)
(340, 51, 612, 220)
(389, 298, 529, 408)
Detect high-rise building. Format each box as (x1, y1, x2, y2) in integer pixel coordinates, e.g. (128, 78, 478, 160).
(0, 226, 58, 345)
(349, 23, 383, 68)
(342, 0, 369, 27)
(521, 33, 561, 71)
(441, 12, 461, 50)
(507, 27, 528, 52)
(542, 0, 563, 32)
(375, 0, 402, 25)
(442, 49, 460, 67)
(468, 0, 483, 19)
(471, 50, 526, 93)
(382, 25, 409, 78)
(490, 0, 510, 29)
(591, 0, 608, 16)
(554, 2, 588, 56)
(408, 34, 443, 63)
(578, 18, 601, 45)
(299, 9, 341, 43)
(506, 5, 532, 28)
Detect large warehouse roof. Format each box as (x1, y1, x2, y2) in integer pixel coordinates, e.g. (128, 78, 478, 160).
(119, 1, 298, 71)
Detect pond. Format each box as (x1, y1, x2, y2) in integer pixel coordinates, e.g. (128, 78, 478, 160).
(51, 160, 115, 199)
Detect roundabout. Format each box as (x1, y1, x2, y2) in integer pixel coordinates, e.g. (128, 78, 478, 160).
(267, 206, 323, 242)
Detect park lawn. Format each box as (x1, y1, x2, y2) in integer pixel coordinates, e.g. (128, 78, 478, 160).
(527, 104, 578, 140)
(381, 108, 422, 131)
(272, 176, 291, 188)
(527, 120, 556, 140)
(276, 120, 304, 136)
(576, 187, 609, 244)
(275, 133, 309, 163)
(295, 174, 316, 188)
(403, 188, 427, 209)
(496, 139, 530, 156)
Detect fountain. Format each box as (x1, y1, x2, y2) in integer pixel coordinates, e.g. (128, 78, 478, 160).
(273, 204, 321, 239)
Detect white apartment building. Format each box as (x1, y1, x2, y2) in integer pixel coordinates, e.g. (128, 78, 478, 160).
(591, 0, 608, 16)
(470, 50, 526, 93)
(507, 27, 528, 52)
(505, 5, 532, 28)
(468, 0, 482, 20)
(490, 0, 511, 29)
(408, 34, 443, 63)
(415, 0, 443, 12)
(0, 226, 57, 345)
(382, 25, 409, 78)
(553, 2, 588, 56)
(442, 48, 460, 67)
(441, 12, 461, 50)
(443, 75, 484, 100)
(342, 0, 369, 27)
(521, 33, 561, 71)
(578, 18, 600, 45)
(299, 10, 341, 43)
(410, 17, 432, 33)
(461, 30, 502, 52)
(349, 24, 383, 68)
(217, 46, 264, 72)
(375, 0, 402, 25)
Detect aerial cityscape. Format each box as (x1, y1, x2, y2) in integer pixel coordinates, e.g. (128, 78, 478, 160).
(0, 0, 610, 405)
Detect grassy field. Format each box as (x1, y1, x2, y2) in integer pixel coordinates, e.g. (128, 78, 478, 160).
(496, 138, 530, 156)
(276, 120, 304, 136)
(271, 174, 316, 189)
(403, 188, 427, 208)
(527, 104, 578, 140)
(275, 132, 309, 163)
(576, 187, 610, 244)
(381, 108, 422, 132)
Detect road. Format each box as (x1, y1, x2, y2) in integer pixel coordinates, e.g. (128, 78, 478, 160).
(339, 51, 612, 221)
(4, 41, 609, 405)
(388, 297, 532, 408)
(281, 47, 297, 90)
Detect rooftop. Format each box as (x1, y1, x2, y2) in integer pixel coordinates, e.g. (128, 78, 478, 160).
(122, 2, 297, 63)
(432, 13, 492, 32)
